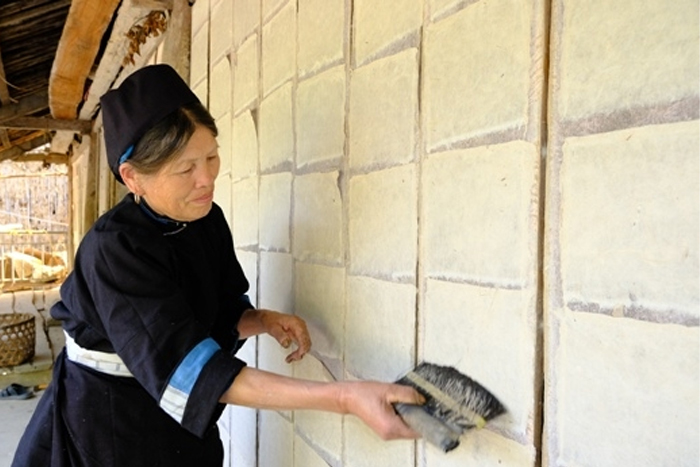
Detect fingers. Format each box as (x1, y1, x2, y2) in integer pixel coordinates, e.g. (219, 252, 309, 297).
(267, 322, 293, 348)
(386, 384, 426, 406)
(388, 417, 422, 440)
(342, 381, 425, 441)
(283, 324, 312, 363)
(285, 348, 304, 363)
(373, 408, 422, 440)
(382, 386, 424, 440)
(262, 311, 312, 363)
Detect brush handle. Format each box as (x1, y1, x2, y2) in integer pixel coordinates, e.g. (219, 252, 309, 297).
(393, 403, 461, 453)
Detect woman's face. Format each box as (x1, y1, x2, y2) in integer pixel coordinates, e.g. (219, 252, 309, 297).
(135, 125, 220, 222)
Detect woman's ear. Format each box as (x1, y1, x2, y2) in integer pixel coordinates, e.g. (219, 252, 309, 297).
(119, 163, 142, 195)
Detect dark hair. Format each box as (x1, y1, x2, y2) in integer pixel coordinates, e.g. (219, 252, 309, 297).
(126, 101, 218, 176)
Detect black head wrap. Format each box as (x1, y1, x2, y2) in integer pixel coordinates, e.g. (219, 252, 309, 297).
(100, 64, 200, 183)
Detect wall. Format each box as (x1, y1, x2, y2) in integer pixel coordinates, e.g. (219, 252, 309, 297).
(186, 0, 698, 466)
(544, 0, 699, 465)
(192, 0, 544, 465)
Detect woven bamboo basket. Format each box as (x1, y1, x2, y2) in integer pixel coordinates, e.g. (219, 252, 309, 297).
(0, 313, 36, 367)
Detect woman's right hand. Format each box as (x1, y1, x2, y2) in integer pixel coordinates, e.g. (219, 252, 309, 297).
(339, 381, 425, 440)
(221, 367, 424, 441)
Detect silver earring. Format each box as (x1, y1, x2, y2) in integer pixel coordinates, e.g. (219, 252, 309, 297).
(134, 194, 141, 204)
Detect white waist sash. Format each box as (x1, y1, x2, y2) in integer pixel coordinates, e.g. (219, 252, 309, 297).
(64, 331, 134, 377)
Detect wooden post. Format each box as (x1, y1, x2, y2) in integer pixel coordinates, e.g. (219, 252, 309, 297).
(0, 43, 12, 149)
(160, 0, 192, 83)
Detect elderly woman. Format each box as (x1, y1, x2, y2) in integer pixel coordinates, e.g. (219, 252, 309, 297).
(12, 65, 422, 466)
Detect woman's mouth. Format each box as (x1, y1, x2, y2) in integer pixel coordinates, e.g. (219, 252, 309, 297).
(193, 192, 214, 204)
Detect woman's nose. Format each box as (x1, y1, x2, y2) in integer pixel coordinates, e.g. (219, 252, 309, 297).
(195, 163, 217, 187)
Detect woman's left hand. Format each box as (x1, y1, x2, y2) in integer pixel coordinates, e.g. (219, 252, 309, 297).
(259, 309, 312, 363)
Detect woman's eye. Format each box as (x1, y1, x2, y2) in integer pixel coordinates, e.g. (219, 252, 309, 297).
(179, 166, 194, 175)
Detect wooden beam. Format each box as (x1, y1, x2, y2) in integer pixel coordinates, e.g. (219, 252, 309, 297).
(131, 0, 173, 9)
(77, 1, 148, 119)
(0, 146, 28, 162)
(0, 172, 69, 179)
(0, 117, 92, 133)
(3, 152, 69, 165)
(0, 91, 48, 123)
(5, 130, 47, 148)
(52, 0, 173, 154)
(0, 152, 70, 165)
(78, 0, 171, 120)
(53, 0, 171, 154)
(49, 0, 122, 119)
(0, 133, 51, 162)
(113, 17, 170, 88)
(49, 130, 76, 155)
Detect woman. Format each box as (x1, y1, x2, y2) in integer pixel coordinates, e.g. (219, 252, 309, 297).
(12, 64, 422, 466)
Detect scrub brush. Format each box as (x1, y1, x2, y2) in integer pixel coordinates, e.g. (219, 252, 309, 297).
(394, 362, 506, 452)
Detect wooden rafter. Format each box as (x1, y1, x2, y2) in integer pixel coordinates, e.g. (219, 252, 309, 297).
(4, 130, 48, 148)
(0, 117, 92, 134)
(49, 0, 122, 120)
(0, 131, 9, 148)
(51, 0, 174, 154)
(0, 46, 10, 105)
(79, 0, 172, 119)
(0, 132, 51, 163)
(0, 0, 72, 29)
(0, 91, 48, 123)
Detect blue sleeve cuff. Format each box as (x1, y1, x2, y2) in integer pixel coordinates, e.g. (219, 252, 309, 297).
(181, 351, 247, 438)
(159, 338, 220, 423)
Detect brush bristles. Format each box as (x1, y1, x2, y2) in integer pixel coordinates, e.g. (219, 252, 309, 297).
(397, 362, 505, 432)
